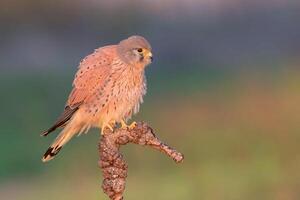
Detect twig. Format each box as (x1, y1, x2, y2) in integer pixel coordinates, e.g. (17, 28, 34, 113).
(98, 122, 184, 200)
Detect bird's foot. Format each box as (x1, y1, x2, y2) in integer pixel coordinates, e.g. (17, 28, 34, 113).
(121, 120, 137, 130)
(128, 121, 137, 129)
(101, 124, 114, 135)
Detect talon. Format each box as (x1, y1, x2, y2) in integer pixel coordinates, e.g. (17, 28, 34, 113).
(107, 124, 114, 132)
(121, 120, 128, 129)
(101, 124, 114, 135)
(121, 120, 137, 130)
(128, 121, 137, 129)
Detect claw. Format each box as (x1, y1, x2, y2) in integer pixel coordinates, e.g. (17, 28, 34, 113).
(128, 121, 137, 129)
(120, 120, 127, 129)
(121, 120, 137, 130)
(101, 124, 114, 135)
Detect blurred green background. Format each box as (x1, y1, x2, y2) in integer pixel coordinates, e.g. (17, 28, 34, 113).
(1, 1, 300, 199)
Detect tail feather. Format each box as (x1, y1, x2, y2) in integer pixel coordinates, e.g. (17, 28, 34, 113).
(42, 146, 63, 162)
(41, 105, 81, 137)
(42, 125, 77, 162)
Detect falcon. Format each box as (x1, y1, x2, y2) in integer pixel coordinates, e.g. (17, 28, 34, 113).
(42, 35, 153, 162)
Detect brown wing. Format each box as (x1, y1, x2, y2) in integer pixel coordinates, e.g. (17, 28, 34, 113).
(67, 45, 115, 107)
(41, 45, 116, 136)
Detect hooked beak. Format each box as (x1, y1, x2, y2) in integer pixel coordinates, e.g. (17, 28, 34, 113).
(145, 51, 153, 62)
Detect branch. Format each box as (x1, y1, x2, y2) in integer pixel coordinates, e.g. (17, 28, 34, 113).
(98, 122, 184, 200)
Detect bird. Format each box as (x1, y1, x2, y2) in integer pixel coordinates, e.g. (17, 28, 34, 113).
(41, 35, 153, 162)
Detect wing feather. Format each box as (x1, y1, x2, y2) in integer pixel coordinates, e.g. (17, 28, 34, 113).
(67, 46, 115, 107)
(42, 45, 116, 136)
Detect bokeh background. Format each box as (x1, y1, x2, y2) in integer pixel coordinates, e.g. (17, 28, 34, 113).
(1, 0, 300, 199)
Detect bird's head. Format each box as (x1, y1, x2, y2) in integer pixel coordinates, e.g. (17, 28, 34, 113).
(117, 35, 153, 67)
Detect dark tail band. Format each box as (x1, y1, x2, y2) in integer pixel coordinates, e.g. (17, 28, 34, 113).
(42, 146, 62, 162)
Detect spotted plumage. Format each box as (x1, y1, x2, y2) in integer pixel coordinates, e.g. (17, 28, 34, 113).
(42, 35, 153, 162)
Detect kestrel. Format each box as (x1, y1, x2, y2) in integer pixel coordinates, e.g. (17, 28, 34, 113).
(42, 35, 153, 162)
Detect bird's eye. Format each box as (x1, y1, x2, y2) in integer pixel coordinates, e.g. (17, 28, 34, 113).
(137, 48, 143, 53)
